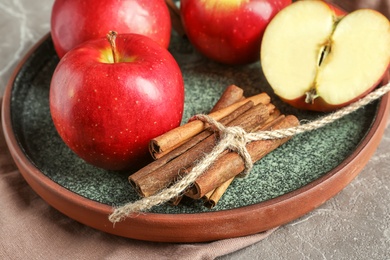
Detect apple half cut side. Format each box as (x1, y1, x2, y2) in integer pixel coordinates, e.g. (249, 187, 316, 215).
(260, 0, 390, 112)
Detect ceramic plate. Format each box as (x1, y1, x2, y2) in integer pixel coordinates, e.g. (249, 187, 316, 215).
(2, 33, 389, 242)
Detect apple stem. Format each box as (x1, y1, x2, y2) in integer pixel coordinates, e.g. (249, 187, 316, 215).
(305, 89, 319, 104)
(106, 31, 119, 63)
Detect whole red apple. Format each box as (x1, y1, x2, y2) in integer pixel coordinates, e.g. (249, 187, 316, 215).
(180, 0, 291, 65)
(51, 0, 171, 58)
(261, 0, 390, 112)
(50, 32, 185, 170)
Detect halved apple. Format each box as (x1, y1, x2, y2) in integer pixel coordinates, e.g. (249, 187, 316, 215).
(260, 0, 390, 112)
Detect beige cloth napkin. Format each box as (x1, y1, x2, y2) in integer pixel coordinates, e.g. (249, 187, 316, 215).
(0, 99, 276, 260)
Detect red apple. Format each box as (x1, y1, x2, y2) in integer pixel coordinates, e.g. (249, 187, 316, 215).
(180, 0, 291, 65)
(261, 0, 390, 112)
(51, 0, 171, 58)
(50, 32, 185, 170)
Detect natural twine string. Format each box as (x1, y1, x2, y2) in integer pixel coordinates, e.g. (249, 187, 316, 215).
(109, 82, 390, 224)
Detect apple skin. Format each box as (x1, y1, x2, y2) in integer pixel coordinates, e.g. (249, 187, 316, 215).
(180, 0, 291, 65)
(50, 33, 185, 170)
(283, 70, 389, 112)
(326, 2, 347, 17)
(51, 0, 171, 58)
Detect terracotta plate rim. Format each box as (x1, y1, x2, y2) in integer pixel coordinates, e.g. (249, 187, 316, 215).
(2, 33, 390, 243)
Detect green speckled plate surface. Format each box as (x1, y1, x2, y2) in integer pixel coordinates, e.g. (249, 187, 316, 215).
(2, 33, 389, 242)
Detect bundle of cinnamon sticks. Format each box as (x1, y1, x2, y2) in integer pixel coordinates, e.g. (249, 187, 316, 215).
(129, 85, 299, 208)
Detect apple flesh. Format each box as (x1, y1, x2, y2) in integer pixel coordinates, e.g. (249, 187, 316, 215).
(50, 32, 185, 170)
(180, 0, 291, 65)
(261, 0, 390, 112)
(51, 0, 171, 58)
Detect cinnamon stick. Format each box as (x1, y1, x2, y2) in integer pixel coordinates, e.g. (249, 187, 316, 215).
(152, 85, 246, 159)
(130, 86, 249, 193)
(168, 195, 183, 206)
(149, 92, 271, 155)
(200, 112, 285, 207)
(203, 177, 234, 208)
(130, 102, 273, 197)
(152, 101, 255, 161)
(210, 85, 244, 113)
(185, 115, 300, 199)
(253, 111, 284, 132)
(130, 100, 254, 187)
(162, 85, 246, 205)
(153, 85, 246, 205)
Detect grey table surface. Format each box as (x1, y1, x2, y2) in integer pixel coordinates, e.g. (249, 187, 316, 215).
(1, 0, 389, 259)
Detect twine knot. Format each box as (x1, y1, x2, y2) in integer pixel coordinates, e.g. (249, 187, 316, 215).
(195, 114, 254, 176)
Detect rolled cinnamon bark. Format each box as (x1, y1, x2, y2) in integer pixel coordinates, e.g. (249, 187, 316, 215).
(209, 85, 245, 113)
(130, 101, 254, 185)
(185, 115, 299, 199)
(203, 177, 235, 208)
(200, 112, 285, 207)
(149, 92, 271, 156)
(130, 102, 273, 197)
(152, 85, 247, 160)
